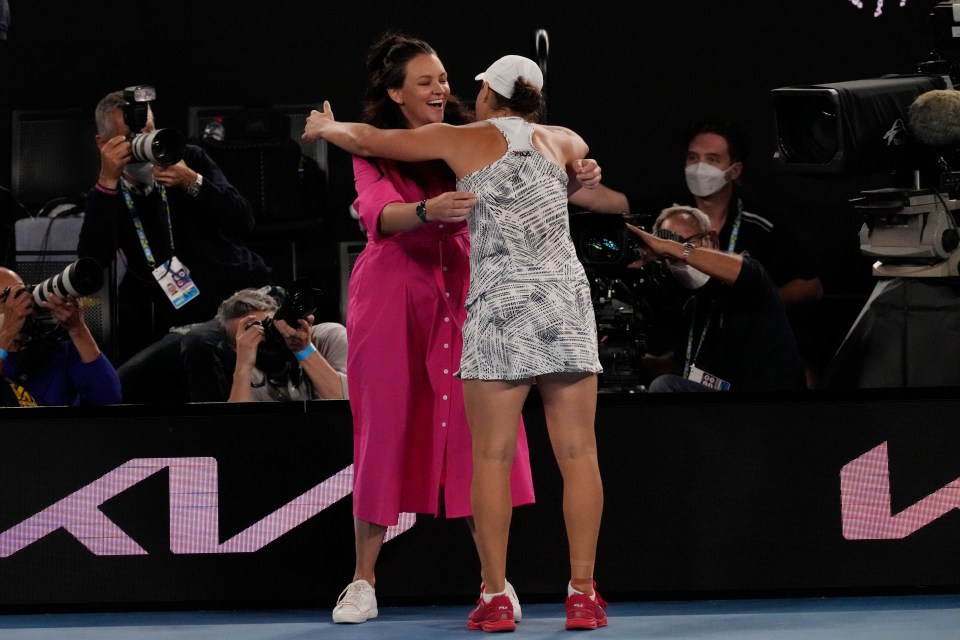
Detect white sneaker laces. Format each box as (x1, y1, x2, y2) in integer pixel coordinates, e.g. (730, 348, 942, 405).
(336, 581, 368, 609)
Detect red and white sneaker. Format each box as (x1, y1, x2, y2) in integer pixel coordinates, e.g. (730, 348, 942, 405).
(565, 582, 608, 630)
(478, 582, 523, 623)
(467, 592, 516, 632)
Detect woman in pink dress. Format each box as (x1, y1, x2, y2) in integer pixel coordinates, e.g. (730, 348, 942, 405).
(328, 31, 535, 625)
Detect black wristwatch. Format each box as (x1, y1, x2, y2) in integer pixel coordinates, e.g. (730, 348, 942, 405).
(186, 174, 204, 197)
(415, 199, 428, 223)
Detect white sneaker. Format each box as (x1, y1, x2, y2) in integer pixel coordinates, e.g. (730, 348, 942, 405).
(332, 579, 378, 623)
(505, 581, 522, 623)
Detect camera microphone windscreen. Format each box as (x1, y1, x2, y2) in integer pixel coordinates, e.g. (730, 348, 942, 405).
(908, 89, 960, 148)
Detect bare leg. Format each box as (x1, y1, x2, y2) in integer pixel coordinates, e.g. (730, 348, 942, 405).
(463, 378, 531, 595)
(353, 517, 387, 586)
(538, 372, 602, 595)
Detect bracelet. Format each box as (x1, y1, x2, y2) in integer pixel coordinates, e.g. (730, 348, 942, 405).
(0, 348, 9, 361)
(294, 344, 317, 361)
(415, 199, 428, 223)
(95, 182, 118, 195)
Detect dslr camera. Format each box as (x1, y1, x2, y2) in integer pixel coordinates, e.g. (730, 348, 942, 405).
(255, 278, 324, 380)
(122, 85, 186, 165)
(1, 258, 105, 339)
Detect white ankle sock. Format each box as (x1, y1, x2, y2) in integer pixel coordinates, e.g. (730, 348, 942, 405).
(567, 582, 596, 600)
(482, 589, 506, 604)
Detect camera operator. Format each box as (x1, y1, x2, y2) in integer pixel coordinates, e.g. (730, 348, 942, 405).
(78, 88, 272, 403)
(625, 206, 806, 393)
(0, 267, 121, 406)
(216, 288, 347, 402)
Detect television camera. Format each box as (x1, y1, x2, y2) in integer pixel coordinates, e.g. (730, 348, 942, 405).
(570, 211, 654, 393)
(770, 1, 960, 277)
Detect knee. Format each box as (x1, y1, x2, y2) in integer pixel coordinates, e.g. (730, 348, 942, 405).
(553, 441, 598, 464)
(473, 445, 516, 466)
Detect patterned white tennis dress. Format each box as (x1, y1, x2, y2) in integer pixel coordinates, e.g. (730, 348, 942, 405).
(457, 117, 602, 380)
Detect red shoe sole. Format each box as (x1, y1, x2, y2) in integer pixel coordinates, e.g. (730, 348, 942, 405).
(566, 614, 607, 630)
(467, 619, 516, 632)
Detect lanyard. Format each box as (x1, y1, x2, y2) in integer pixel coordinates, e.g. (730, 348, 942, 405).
(683, 299, 716, 379)
(726, 198, 742, 253)
(121, 183, 175, 269)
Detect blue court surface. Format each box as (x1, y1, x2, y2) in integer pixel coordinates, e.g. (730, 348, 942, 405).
(1, 594, 959, 639)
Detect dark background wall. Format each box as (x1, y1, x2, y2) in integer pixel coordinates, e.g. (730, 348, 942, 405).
(0, 0, 941, 348)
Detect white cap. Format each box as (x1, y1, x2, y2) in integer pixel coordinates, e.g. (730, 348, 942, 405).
(475, 55, 544, 99)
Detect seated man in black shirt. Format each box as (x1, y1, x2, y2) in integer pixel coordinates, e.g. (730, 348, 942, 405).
(78, 87, 273, 402)
(626, 205, 806, 393)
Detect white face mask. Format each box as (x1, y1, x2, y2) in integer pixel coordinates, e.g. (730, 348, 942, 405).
(685, 162, 732, 197)
(125, 162, 156, 186)
(668, 262, 710, 289)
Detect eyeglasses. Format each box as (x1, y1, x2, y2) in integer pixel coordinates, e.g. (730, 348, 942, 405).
(654, 229, 710, 245)
(680, 231, 710, 244)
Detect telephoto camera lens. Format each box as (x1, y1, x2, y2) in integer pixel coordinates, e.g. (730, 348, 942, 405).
(31, 257, 105, 305)
(128, 129, 187, 165)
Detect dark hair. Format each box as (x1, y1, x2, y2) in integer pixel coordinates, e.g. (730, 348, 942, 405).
(361, 30, 473, 129)
(683, 118, 751, 165)
(487, 79, 545, 123)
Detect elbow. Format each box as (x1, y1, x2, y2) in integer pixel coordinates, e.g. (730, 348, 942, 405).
(351, 142, 376, 158)
(349, 130, 380, 158)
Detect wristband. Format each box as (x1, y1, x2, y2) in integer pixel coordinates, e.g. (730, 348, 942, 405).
(0, 348, 9, 361)
(95, 182, 119, 195)
(295, 344, 317, 361)
(415, 199, 428, 223)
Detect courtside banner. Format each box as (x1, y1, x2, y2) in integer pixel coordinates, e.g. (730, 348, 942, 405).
(1, 392, 959, 611)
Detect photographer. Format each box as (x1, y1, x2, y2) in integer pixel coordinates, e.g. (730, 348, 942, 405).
(78, 88, 272, 403)
(0, 267, 121, 406)
(216, 288, 347, 402)
(626, 205, 806, 393)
